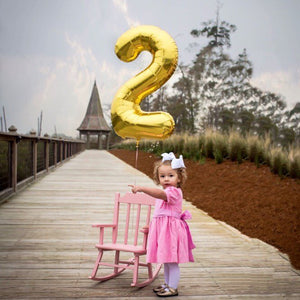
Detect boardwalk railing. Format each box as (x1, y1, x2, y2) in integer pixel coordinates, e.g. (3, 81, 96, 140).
(0, 128, 86, 202)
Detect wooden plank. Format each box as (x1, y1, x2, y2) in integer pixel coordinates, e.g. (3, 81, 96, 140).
(0, 150, 299, 299)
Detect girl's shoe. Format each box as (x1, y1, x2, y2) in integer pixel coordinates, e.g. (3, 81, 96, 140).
(156, 287, 178, 297)
(153, 283, 168, 293)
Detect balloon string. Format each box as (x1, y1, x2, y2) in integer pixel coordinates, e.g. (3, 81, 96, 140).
(132, 140, 140, 234)
(135, 140, 139, 170)
(134, 140, 139, 185)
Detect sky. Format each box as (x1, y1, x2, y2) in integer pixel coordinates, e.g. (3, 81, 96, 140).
(0, 0, 299, 137)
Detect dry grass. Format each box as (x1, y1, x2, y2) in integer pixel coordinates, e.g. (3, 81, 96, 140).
(114, 130, 300, 178)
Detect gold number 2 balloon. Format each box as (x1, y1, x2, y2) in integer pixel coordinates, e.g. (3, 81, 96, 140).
(111, 25, 178, 141)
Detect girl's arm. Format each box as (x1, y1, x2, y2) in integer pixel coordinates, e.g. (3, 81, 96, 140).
(128, 185, 167, 201)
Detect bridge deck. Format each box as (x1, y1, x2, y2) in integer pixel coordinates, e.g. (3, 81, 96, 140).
(0, 150, 299, 299)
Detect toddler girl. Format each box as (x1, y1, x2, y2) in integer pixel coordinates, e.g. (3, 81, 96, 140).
(129, 152, 195, 297)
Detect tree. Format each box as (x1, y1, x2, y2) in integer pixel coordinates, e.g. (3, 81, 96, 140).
(190, 9, 236, 49)
(278, 127, 296, 148)
(165, 94, 187, 132)
(140, 10, 298, 146)
(226, 49, 253, 114)
(254, 115, 277, 138)
(171, 65, 200, 133)
(189, 12, 293, 144)
(149, 86, 167, 112)
(218, 109, 235, 132)
(256, 92, 286, 125)
(190, 14, 238, 131)
(237, 110, 255, 134)
(280, 102, 300, 145)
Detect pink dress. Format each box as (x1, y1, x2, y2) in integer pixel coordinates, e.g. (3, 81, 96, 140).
(146, 186, 195, 263)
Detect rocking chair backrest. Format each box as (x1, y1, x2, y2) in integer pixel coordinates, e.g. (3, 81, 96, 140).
(112, 192, 156, 246)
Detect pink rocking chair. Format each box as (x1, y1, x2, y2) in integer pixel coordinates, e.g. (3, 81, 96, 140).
(89, 192, 162, 287)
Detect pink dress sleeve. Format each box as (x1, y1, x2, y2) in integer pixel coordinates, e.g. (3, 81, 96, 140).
(164, 186, 182, 205)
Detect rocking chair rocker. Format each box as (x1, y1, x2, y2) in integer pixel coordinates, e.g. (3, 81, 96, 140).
(89, 192, 162, 287)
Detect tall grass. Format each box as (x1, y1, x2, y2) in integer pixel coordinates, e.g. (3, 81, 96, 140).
(212, 131, 228, 164)
(269, 148, 289, 177)
(228, 131, 247, 164)
(288, 148, 300, 178)
(246, 134, 269, 167)
(113, 130, 300, 179)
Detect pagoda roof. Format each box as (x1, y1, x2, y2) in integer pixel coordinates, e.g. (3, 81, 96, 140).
(77, 81, 111, 132)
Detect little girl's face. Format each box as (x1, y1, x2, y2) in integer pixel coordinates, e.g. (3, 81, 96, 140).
(158, 164, 180, 189)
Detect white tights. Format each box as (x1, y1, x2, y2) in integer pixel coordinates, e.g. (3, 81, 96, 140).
(164, 263, 180, 289)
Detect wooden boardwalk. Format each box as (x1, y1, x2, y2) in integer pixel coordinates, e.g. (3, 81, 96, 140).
(0, 150, 299, 299)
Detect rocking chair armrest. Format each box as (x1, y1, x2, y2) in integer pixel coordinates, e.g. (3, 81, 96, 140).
(92, 224, 116, 245)
(92, 224, 116, 228)
(140, 226, 149, 234)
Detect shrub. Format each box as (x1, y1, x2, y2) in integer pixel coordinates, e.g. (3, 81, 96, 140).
(213, 132, 228, 164)
(228, 131, 247, 163)
(162, 137, 173, 154)
(246, 135, 266, 167)
(115, 139, 137, 151)
(183, 134, 200, 160)
(197, 135, 206, 162)
(214, 149, 223, 164)
(269, 148, 289, 177)
(204, 130, 214, 159)
(171, 134, 185, 155)
(140, 140, 160, 154)
(288, 148, 300, 178)
(113, 130, 299, 179)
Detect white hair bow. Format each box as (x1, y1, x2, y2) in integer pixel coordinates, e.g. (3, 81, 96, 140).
(161, 152, 186, 169)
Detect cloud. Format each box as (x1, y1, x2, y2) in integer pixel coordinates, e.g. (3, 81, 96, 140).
(251, 69, 300, 109)
(14, 33, 151, 137)
(30, 35, 112, 137)
(113, 0, 140, 28)
(0, 54, 51, 133)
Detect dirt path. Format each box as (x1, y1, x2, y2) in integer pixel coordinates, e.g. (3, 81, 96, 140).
(109, 149, 300, 270)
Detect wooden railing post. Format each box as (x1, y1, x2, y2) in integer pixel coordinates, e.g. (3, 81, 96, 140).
(64, 141, 67, 159)
(1, 130, 86, 201)
(33, 140, 37, 179)
(11, 139, 17, 192)
(8, 126, 19, 193)
(107, 133, 110, 150)
(44, 134, 50, 172)
(30, 130, 37, 179)
(54, 142, 57, 167)
(45, 141, 49, 171)
(60, 140, 63, 162)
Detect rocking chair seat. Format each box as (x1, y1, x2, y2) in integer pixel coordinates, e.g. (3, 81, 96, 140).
(96, 243, 146, 254)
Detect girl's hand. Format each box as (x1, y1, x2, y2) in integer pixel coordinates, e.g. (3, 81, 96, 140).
(128, 185, 167, 201)
(128, 184, 140, 194)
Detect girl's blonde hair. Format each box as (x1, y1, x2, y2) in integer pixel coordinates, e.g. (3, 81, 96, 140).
(153, 160, 187, 188)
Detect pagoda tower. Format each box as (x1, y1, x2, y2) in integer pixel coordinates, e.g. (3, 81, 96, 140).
(77, 81, 111, 149)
